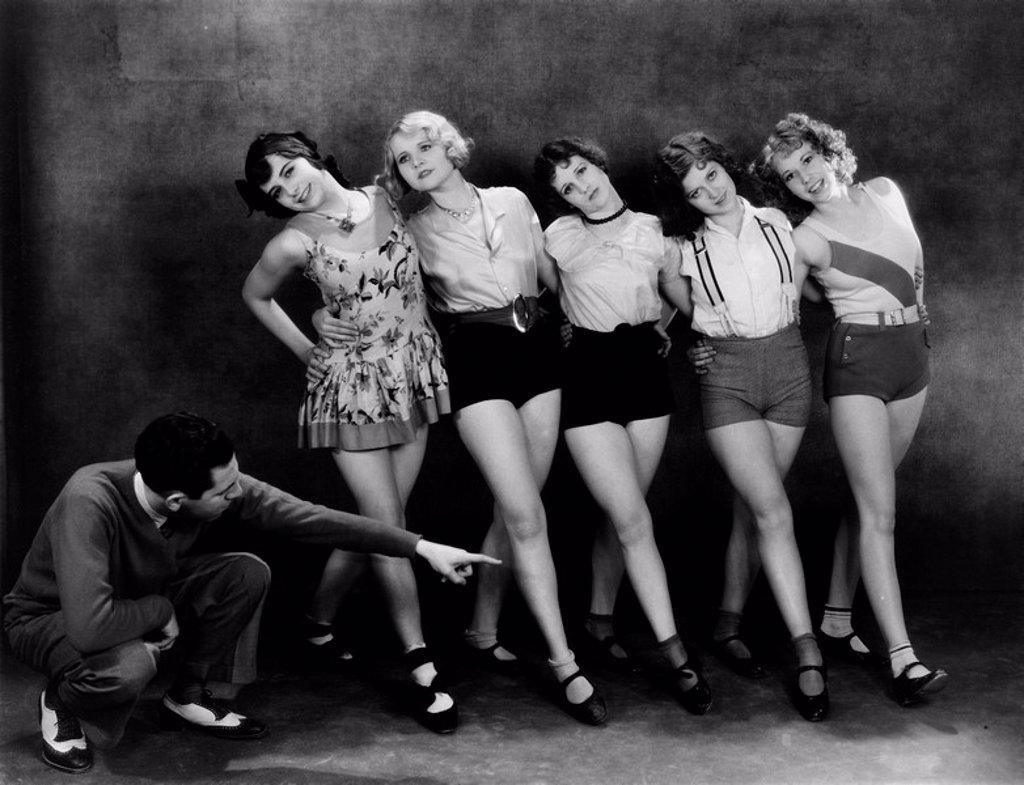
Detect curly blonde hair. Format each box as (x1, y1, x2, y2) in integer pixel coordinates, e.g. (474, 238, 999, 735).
(752, 113, 858, 220)
(377, 110, 474, 199)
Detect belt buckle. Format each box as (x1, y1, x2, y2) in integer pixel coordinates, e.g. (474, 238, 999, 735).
(888, 308, 906, 326)
(511, 294, 530, 333)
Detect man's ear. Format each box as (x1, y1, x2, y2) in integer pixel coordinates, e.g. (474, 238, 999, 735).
(164, 492, 187, 512)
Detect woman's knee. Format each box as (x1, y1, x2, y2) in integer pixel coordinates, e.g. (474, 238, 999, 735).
(611, 508, 653, 550)
(750, 501, 793, 537)
(502, 502, 548, 542)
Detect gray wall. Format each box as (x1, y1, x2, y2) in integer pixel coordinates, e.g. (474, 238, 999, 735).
(4, 1, 1022, 613)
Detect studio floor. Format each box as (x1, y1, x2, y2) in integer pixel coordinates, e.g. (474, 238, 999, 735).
(1, 592, 1022, 785)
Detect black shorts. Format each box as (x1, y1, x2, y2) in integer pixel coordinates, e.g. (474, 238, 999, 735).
(561, 322, 675, 430)
(824, 320, 930, 402)
(439, 320, 562, 411)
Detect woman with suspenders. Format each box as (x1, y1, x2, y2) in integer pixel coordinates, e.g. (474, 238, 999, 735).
(654, 131, 828, 721)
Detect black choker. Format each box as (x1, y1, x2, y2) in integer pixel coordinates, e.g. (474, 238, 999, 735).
(581, 203, 628, 225)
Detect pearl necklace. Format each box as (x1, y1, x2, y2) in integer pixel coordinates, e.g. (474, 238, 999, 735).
(581, 203, 628, 225)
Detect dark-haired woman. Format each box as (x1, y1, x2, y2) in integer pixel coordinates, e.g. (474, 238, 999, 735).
(532, 137, 713, 714)
(756, 113, 947, 706)
(238, 132, 457, 733)
(654, 131, 827, 721)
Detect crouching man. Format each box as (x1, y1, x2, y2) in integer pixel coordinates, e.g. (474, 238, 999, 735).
(3, 412, 496, 773)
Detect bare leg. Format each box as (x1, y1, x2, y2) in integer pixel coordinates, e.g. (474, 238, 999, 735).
(719, 496, 761, 617)
(565, 417, 677, 642)
(466, 508, 513, 647)
(588, 521, 624, 617)
(586, 415, 667, 657)
(454, 394, 574, 660)
(467, 390, 560, 655)
(706, 419, 822, 695)
(829, 388, 932, 679)
(826, 514, 861, 609)
(329, 427, 430, 651)
(306, 428, 429, 648)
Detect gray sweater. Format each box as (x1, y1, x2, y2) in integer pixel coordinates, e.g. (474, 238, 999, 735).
(3, 460, 420, 654)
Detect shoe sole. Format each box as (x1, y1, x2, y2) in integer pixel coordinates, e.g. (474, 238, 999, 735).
(159, 706, 269, 739)
(40, 747, 93, 774)
(895, 671, 949, 706)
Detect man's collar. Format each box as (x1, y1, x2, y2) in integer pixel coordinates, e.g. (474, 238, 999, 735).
(133, 472, 167, 529)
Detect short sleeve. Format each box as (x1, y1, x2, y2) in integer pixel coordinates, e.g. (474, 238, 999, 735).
(657, 234, 684, 284)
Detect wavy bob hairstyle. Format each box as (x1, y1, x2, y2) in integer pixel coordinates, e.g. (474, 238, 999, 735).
(236, 131, 350, 219)
(532, 136, 610, 216)
(653, 131, 746, 241)
(752, 113, 858, 220)
(378, 111, 474, 200)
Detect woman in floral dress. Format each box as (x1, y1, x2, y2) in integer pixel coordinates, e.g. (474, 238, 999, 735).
(239, 131, 457, 733)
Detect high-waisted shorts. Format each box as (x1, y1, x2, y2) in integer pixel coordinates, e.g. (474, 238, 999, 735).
(824, 319, 930, 402)
(562, 322, 675, 430)
(699, 322, 811, 430)
(438, 319, 562, 411)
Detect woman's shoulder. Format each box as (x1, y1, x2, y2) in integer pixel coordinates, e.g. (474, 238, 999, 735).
(629, 211, 663, 233)
(626, 212, 675, 251)
(478, 185, 531, 210)
(750, 203, 792, 232)
(544, 213, 583, 236)
(864, 176, 898, 197)
(260, 225, 309, 269)
(862, 176, 911, 215)
(543, 215, 586, 259)
(791, 221, 831, 268)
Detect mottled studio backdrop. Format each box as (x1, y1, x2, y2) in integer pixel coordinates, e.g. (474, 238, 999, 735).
(2, 1, 1021, 635)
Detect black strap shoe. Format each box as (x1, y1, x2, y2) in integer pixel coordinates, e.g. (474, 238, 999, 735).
(669, 660, 714, 715)
(160, 690, 268, 739)
(405, 646, 458, 734)
(39, 688, 93, 773)
(820, 631, 886, 667)
(556, 670, 608, 726)
(793, 664, 830, 722)
(892, 662, 948, 707)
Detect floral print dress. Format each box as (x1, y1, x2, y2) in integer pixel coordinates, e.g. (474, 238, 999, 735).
(287, 186, 450, 450)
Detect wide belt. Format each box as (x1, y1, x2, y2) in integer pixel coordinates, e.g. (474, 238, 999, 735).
(838, 304, 922, 327)
(445, 295, 540, 333)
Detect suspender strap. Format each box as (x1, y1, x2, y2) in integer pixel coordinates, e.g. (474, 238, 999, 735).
(691, 236, 725, 306)
(756, 217, 793, 284)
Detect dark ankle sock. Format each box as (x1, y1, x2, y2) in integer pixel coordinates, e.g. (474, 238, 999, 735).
(169, 677, 204, 704)
(713, 609, 752, 660)
(585, 613, 627, 660)
(585, 613, 615, 640)
(792, 633, 824, 696)
(45, 677, 70, 711)
(713, 609, 742, 641)
(658, 634, 697, 689)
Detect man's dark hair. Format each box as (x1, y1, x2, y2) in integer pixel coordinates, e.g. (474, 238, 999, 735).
(134, 412, 234, 499)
